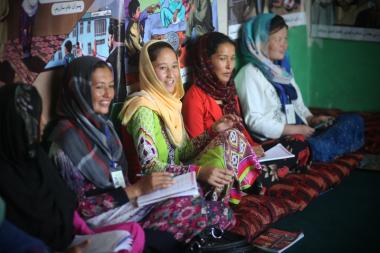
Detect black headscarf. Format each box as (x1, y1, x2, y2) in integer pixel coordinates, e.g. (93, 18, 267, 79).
(0, 83, 76, 251)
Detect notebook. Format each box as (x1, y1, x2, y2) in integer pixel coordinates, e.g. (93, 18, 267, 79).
(259, 143, 295, 163)
(137, 172, 199, 207)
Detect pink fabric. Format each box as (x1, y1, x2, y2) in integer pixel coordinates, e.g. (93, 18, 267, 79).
(73, 211, 94, 235)
(73, 211, 145, 253)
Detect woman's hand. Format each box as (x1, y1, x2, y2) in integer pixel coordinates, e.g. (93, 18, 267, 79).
(125, 172, 174, 199)
(212, 114, 241, 133)
(283, 124, 315, 138)
(197, 167, 234, 188)
(308, 115, 334, 127)
(253, 145, 265, 157)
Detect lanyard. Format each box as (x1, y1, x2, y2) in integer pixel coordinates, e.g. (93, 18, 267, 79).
(104, 125, 119, 172)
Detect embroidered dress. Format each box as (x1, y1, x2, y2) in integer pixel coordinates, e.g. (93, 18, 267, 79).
(127, 107, 261, 205)
(119, 40, 261, 242)
(47, 56, 200, 246)
(127, 108, 237, 242)
(126, 106, 260, 242)
(182, 32, 311, 194)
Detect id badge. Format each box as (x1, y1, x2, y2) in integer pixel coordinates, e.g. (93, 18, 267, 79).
(111, 170, 126, 188)
(285, 104, 296, 124)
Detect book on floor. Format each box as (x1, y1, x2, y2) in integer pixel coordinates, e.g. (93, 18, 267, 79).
(70, 230, 133, 253)
(252, 228, 304, 253)
(259, 143, 295, 163)
(137, 171, 199, 207)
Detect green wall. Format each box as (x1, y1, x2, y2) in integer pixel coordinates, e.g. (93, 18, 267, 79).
(288, 26, 380, 112)
(288, 26, 311, 106)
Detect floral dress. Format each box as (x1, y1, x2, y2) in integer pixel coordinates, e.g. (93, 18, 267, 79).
(126, 107, 262, 242)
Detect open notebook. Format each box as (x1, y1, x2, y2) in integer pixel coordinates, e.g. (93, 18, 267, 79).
(259, 143, 295, 163)
(137, 172, 199, 207)
(70, 230, 133, 253)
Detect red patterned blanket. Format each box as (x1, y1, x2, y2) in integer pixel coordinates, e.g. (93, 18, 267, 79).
(232, 109, 380, 241)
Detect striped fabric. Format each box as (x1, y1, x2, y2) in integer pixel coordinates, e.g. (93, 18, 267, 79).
(230, 109, 380, 241)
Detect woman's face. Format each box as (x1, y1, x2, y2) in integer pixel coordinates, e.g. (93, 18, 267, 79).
(210, 42, 236, 85)
(91, 67, 114, 115)
(268, 27, 288, 61)
(152, 47, 180, 94)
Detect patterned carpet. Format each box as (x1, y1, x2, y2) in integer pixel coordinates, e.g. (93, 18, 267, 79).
(231, 110, 380, 241)
(3, 35, 66, 84)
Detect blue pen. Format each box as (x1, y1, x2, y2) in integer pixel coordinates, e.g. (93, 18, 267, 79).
(115, 234, 132, 248)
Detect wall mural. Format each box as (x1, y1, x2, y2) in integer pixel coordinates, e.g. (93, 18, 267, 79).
(0, 0, 219, 102)
(2, 0, 378, 89)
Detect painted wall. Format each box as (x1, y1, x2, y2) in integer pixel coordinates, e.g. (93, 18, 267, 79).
(288, 26, 380, 112)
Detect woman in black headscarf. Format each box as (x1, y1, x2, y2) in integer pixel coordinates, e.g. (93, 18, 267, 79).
(0, 83, 76, 251)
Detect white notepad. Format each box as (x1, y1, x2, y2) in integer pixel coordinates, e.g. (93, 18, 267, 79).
(70, 230, 133, 253)
(259, 143, 295, 163)
(137, 172, 199, 207)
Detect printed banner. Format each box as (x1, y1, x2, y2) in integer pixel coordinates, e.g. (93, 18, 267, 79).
(310, 0, 380, 42)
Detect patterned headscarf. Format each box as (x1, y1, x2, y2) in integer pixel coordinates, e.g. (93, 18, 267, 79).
(193, 32, 240, 117)
(0, 83, 76, 250)
(50, 56, 126, 189)
(240, 14, 303, 123)
(240, 13, 293, 84)
(120, 40, 186, 147)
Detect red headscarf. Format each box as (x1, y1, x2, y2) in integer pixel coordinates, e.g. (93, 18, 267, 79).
(192, 32, 240, 117)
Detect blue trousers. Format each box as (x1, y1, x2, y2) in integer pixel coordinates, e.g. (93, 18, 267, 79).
(0, 220, 48, 253)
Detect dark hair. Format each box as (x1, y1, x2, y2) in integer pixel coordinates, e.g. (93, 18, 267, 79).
(92, 61, 113, 74)
(205, 32, 236, 57)
(64, 40, 73, 52)
(269, 15, 288, 34)
(128, 0, 140, 18)
(148, 41, 177, 62)
(108, 18, 126, 42)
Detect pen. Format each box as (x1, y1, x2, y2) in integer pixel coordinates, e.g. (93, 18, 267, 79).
(314, 121, 326, 129)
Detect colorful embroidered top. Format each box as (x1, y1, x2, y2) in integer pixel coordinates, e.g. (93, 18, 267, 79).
(127, 106, 217, 175)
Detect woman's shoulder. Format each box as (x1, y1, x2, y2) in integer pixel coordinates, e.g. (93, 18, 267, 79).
(134, 106, 157, 115)
(46, 119, 87, 151)
(131, 106, 160, 123)
(183, 85, 208, 103)
(235, 63, 267, 87)
(49, 119, 79, 138)
(184, 84, 207, 97)
(238, 63, 262, 74)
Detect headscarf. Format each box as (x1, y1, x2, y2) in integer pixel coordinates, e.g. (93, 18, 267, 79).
(119, 40, 186, 147)
(0, 83, 76, 251)
(49, 56, 126, 189)
(240, 14, 302, 124)
(193, 32, 240, 117)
